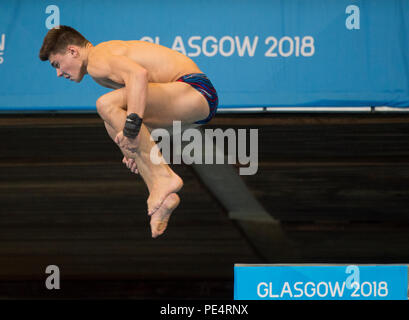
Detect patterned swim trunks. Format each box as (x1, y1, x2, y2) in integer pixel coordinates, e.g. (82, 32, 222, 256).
(176, 73, 219, 124)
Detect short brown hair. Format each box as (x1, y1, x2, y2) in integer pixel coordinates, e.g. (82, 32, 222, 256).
(39, 25, 90, 61)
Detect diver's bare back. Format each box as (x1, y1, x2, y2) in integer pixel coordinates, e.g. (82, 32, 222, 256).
(88, 40, 202, 89)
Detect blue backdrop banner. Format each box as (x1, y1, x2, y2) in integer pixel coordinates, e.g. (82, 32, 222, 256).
(234, 264, 409, 300)
(0, 0, 408, 111)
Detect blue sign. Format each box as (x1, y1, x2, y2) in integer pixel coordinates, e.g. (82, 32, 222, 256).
(234, 264, 408, 300)
(0, 0, 408, 111)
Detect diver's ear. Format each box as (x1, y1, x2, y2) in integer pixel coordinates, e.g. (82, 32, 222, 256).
(67, 45, 80, 57)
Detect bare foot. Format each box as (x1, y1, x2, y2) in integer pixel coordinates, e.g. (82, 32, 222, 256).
(122, 156, 139, 174)
(147, 172, 183, 216)
(150, 193, 180, 238)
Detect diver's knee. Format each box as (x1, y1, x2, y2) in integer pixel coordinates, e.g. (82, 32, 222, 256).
(96, 95, 110, 119)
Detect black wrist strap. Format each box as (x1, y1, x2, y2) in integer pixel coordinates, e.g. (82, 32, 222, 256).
(123, 113, 143, 139)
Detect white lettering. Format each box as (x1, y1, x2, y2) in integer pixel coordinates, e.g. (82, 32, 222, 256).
(182, 128, 203, 165)
(293, 282, 303, 298)
(317, 282, 328, 297)
(238, 129, 258, 175)
(280, 282, 293, 297)
(345, 5, 360, 30)
(150, 128, 171, 165)
(202, 36, 218, 57)
(0, 34, 5, 51)
(205, 128, 236, 164)
(268, 282, 279, 297)
(139, 35, 313, 58)
(0, 34, 4, 64)
(219, 36, 235, 57)
(256, 281, 352, 299)
(45, 5, 60, 30)
(150, 121, 258, 175)
(161, 305, 195, 318)
(257, 282, 269, 298)
(187, 36, 201, 57)
(45, 265, 60, 289)
(345, 265, 360, 289)
(172, 36, 186, 55)
(236, 36, 258, 57)
(305, 282, 316, 297)
(329, 281, 346, 297)
(172, 120, 182, 164)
